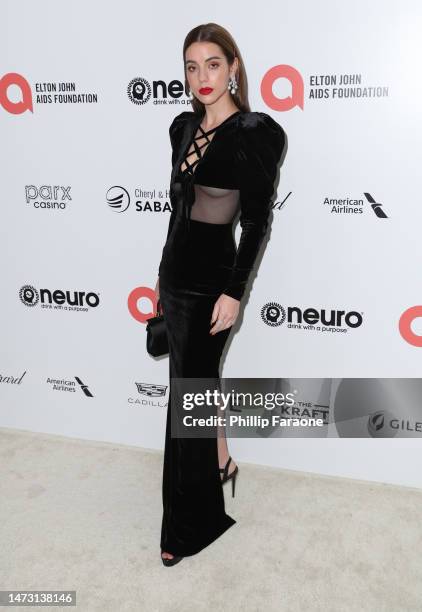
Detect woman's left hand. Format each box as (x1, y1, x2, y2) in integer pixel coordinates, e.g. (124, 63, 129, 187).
(209, 294, 240, 335)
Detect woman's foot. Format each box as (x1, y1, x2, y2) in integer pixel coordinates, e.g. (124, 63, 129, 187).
(161, 551, 174, 560)
(161, 550, 184, 566)
(219, 456, 237, 480)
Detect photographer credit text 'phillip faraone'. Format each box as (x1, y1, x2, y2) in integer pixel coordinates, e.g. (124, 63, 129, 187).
(181, 388, 324, 429)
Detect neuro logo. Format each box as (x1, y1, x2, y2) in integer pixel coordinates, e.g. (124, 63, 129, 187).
(19, 285, 100, 309)
(0, 72, 33, 114)
(106, 186, 131, 212)
(399, 306, 422, 347)
(19, 285, 39, 307)
(363, 192, 389, 218)
(260, 302, 286, 327)
(261, 65, 304, 112)
(262, 303, 363, 330)
(127, 77, 152, 105)
(126, 76, 187, 105)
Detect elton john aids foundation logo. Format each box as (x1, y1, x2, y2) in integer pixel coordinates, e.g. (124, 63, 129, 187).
(0, 72, 33, 114)
(261, 65, 304, 112)
(399, 306, 422, 347)
(128, 286, 157, 324)
(260, 64, 388, 112)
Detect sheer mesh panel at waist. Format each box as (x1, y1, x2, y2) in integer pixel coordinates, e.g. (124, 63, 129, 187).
(189, 184, 240, 224)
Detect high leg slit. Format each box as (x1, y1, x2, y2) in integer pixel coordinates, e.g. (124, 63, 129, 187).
(158, 109, 287, 556)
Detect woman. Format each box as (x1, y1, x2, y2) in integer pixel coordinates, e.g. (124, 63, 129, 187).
(155, 23, 287, 566)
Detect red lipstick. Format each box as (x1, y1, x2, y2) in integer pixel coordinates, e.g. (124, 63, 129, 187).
(199, 87, 214, 95)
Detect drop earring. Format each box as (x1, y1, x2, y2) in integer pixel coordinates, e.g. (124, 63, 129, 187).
(227, 75, 238, 95)
(188, 88, 194, 100)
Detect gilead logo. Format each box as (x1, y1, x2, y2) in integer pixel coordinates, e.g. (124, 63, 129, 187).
(261, 65, 304, 111)
(0, 73, 33, 114)
(128, 286, 158, 323)
(399, 306, 422, 347)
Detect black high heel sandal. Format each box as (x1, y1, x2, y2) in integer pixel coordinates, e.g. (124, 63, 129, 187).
(161, 551, 184, 567)
(219, 456, 239, 498)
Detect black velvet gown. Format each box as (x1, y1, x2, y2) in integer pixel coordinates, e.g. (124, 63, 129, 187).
(158, 108, 286, 557)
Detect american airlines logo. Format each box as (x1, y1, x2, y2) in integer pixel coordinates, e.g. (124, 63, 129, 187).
(322, 192, 389, 217)
(46, 376, 94, 396)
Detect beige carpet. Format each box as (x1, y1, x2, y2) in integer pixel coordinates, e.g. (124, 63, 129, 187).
(0, 427, 421, 612)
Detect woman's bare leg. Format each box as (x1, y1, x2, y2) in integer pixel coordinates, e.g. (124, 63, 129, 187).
(216, 389, 237, 478)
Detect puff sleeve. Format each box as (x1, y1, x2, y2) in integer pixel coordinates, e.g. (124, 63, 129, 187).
(222, 112, 286, 301)
(158, 111, 192, 274)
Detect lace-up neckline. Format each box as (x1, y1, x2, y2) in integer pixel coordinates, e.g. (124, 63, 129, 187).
(179, 110, 241, 177)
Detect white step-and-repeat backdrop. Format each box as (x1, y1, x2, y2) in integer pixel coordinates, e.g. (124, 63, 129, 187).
(1, 0, 422, 488)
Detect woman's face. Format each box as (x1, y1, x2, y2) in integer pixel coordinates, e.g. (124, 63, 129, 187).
(184, 41, 238, 106)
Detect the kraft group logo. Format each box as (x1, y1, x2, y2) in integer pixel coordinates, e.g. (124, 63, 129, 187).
(261, 302, 363, 333)
(19, 285, 100, 311)
(399, 306, 422, 347)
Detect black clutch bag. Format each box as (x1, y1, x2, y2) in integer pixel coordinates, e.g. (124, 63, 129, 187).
(146, 298, 169, 357)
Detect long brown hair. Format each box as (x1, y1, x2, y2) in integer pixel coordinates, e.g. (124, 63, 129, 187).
(182, 23, 251, 115)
